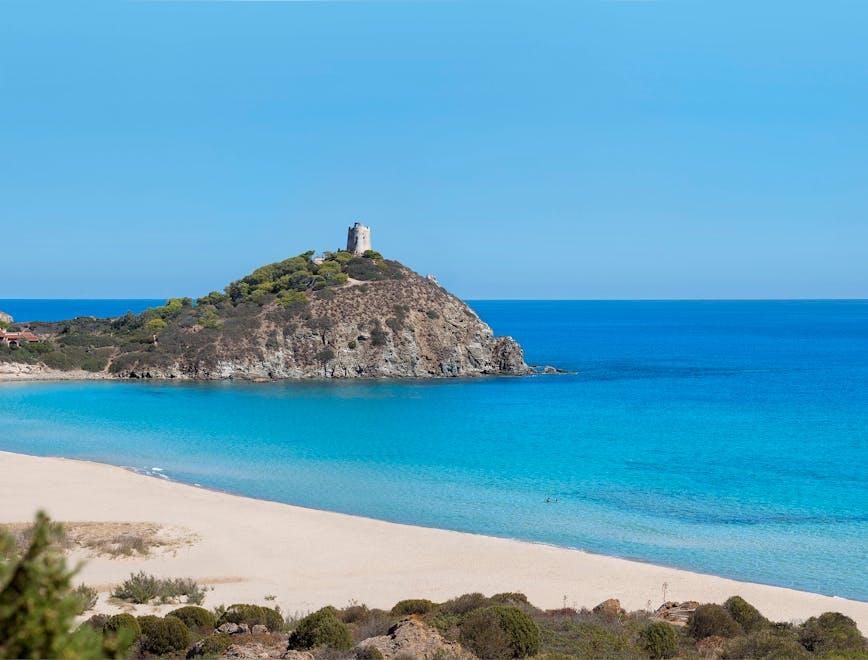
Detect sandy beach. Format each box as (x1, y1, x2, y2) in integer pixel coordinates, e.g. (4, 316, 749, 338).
(1, 450, 865, 633)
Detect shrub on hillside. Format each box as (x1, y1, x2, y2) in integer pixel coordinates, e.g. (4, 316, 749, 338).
(137, 615, 189, 655)
(112, 572, 205, 605)
(460, 606, 541, 659)
(723, 629, 810, 659)
(104, 613, 141, 640)
(218, 603, 283, 632)
(639, 621, 679, 659)
(491, 592, 530, 607)
(724, 595, 768, 633)
(167, 605, 216, 632)
(687, 604, 742, 639)
(440, 592, 492, 616)
(391, 599, 437, 617)
(798, 612, 865, 654)
(286, 607, 353, 651)
(189, 632, 232, 657)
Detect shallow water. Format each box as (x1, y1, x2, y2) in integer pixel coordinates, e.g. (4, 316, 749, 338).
(1, 300, 867, 600)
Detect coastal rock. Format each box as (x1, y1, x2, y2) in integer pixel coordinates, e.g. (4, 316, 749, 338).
(654, 600, 700, 626)
(218, 622, 242, 634)
(593, 598, 625, 618)
(252, 624, 268, 634)
(23, 261, 533, 381)
(356, 616, 473, 660)
(0, 310, 12, 325)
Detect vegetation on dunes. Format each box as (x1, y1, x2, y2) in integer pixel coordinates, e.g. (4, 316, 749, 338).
(1, 512, 866, 659)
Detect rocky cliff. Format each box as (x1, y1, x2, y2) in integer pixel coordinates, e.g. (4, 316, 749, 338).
(6, 253, 531, 381)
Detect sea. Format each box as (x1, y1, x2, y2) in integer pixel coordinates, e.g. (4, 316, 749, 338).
(1, 298, 866, 601)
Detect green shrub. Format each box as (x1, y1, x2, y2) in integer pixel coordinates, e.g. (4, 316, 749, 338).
(724, 595, 768, 633)
(42, 351, 73, 370)
(219, 603, 283, 632)
(798, 612, 865, 654)
(287, 606, 353, 651)
(391, 599, 437, 617)
(640, 621, 679, 659)
(460, 606, 540, 658)
(137, 615, 189, 655)
(104, 613, 141, 640)
(167, 605, 216, 632)
(490, 592, 530, 606)
(687, 604, 742, 639)
(355, 646, 385, 660)
(112, 572, 159, 604)
(723, 629, 810, 659)
(190, 632, 232, 656)
(440, 592, 491, 616)
(370, 322, 388, 347)
(72, 584, 98, 613)
(112, 572, 205, 605)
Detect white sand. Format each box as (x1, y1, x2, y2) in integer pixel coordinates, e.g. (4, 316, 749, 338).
(1, 450, 865, 632)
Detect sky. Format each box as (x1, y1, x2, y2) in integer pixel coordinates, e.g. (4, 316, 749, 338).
(1, 1, 866, 299)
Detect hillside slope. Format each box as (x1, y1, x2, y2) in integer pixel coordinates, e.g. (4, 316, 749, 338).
(3, 251, 530, 380)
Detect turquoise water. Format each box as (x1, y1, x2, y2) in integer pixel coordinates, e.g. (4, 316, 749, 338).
(1, 300, 867, 600)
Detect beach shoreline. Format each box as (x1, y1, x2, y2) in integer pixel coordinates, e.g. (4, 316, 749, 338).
(1, 449, 866, 632)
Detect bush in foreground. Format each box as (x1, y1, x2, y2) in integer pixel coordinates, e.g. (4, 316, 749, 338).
(460, 605, 541, 659)
(218, 603, 284, 632)
(168, 605, 216, 632)
(798, 612, 865, 654)
(104, 613, 141, 640)
(639, 621, 679, 659)
(722, 628, 811, 659)
(724, 595, 768, 633)
(287, 606, 353, 651)
(137, 615, 190, 655)
(687, 604, 742, 639)
(189, 632, 232, 657)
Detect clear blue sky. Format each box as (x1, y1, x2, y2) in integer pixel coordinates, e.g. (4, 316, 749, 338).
(1, 1, 866, 299)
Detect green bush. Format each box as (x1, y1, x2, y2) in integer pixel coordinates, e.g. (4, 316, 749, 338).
(440, 592, 491, 616)
(391, 598, 437, 617)
(460, 606, 541, 658)
(137, 615, 189, 655)
(639, 621, 679, 659)
(104, 613, 141, 640)
(112, 572, 205, 605)
(798, 612, 865, 654)
(724, 595, 768, 633)
(218, 603, 283, 632)
(190, 632, 232, 656)
(287, 606, 353, 651)
(355, 646, 385, 660)
(723, 629, 810, 659)
(490, 592, 530, 606)
(72, 584, 98, 614)
(167, 605, 216, 632)
(687, 604, 742, 639)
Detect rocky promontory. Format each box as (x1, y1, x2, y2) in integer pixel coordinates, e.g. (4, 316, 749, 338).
(1, 250, 530, 380)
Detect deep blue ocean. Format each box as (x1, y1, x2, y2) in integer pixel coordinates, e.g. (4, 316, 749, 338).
(1, 299, 867, 601)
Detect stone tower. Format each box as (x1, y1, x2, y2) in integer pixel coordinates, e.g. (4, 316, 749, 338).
(346, 222, 372, 255)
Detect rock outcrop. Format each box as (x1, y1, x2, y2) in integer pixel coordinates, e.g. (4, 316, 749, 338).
(356, 616, 474, 659)
(0, 310, 12, 325)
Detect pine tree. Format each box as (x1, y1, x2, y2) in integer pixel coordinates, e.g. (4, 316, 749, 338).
(0, 511, 103, 659)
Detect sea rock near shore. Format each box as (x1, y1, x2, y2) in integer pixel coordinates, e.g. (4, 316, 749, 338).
(356, 616, 474, 659)
(0, 310, 12, 325)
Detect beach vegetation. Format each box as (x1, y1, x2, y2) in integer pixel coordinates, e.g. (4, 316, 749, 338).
(724, 595, 769, 633)
(112, 571, 205, 605)
(136, 615, 190, 655)
(104, 613, 142, 639)
(287, 606, 354, 651)
(167, 605, 216, 632)
(460, 606, 541, 658)
(189, 631, 233, 657)
(639, 621, 679, 659)
(0, 512, 104, 659)
(798, 612, 865, 654)
(355, 646, 386, 660)
(218, 603, 284, 631)
(688, 603, 742, 639)
(723, 628, 811, 659)
(72, 583, 98, 613)
(391, 598, 438, 616)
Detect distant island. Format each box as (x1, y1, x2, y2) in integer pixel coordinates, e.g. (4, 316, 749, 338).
(0, 224, 531, 380)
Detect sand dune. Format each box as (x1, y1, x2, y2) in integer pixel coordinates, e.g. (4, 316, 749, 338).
(1, 450, 865, 632)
